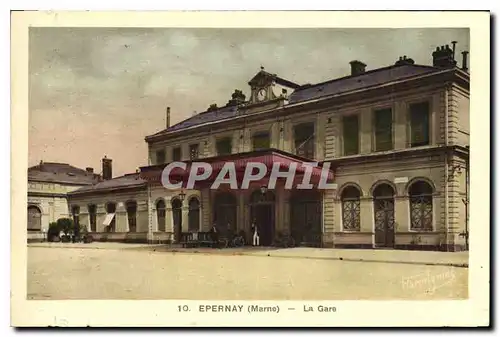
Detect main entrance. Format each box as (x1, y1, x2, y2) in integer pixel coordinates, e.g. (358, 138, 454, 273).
(249, 189, 275, 246)
(373, 184, 395, 248)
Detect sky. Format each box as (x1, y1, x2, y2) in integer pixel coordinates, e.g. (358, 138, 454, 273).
(29, 28, 469, 177)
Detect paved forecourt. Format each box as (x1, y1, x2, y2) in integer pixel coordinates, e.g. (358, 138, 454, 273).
(27, 246, 468, 300)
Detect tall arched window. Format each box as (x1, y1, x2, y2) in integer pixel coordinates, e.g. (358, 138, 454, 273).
(171, 198, 183, 242)
(71, 205, 80, 229)
(105, 202, 117, 232)
(409, 181, 434, 231)
(156, 200, 166, 232)
(27, 205, 42, 231)
(188, 197, 200, 232)
(126, 201, 137, 232)
(88, 204, 97, 232)
(341, 186, 361, 231)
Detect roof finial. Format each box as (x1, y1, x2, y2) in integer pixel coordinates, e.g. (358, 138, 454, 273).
(260, 65, 265, 71)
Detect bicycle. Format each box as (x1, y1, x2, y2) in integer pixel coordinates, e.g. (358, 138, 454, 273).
(273, 231, 296, 248)
(230, 234, 245, 248)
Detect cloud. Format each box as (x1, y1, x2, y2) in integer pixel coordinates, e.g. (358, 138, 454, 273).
(29, 28, 469, 176)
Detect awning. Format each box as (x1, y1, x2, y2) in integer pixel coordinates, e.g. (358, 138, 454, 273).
(139, 149, 334, 189)
(103, 213, 115, 226)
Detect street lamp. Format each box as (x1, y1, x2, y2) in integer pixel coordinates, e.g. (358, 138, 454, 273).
(178, 190, 186, 202)
(260, 185, 267, 195)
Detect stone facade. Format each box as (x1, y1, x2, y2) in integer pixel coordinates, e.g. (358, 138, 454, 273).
(142, 61, 469, 251)
(54, 50, 470, 251)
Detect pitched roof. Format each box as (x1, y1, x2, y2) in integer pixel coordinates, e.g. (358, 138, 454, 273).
(68, 173, 147, 195)
(28, 162, 100, 185)
(145, 63, 443, 139)
(148, 104, 239, 137)
(288, 64, 438, 103)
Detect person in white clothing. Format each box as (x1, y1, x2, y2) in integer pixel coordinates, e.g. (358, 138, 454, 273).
(251, 220, 260, 246)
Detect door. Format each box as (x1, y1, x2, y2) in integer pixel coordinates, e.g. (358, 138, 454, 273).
(172, 199, 183, 243)
(373, 184, 395, 248)
(213, 192, 237, 236)
(290, 190, 322, 246)
(251, 204, 275, 246)
(249, 190, 276, 246)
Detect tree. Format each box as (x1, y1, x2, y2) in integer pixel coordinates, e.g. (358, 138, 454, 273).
(56, 218, 74, 236)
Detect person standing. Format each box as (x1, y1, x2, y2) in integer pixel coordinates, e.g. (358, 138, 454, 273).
(210, 223, 219, 248)
(251, 220, 260, 246)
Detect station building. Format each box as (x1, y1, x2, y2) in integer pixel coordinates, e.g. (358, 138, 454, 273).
(64, 43, 470, 251)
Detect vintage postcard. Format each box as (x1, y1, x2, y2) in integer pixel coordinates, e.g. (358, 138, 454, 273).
(11, 11, 490, 327)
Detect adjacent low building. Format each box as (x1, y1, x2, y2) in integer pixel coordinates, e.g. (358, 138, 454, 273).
(27, 161, 101, 241)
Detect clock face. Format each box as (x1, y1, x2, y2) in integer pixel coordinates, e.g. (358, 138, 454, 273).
(257, 88, 267, 101)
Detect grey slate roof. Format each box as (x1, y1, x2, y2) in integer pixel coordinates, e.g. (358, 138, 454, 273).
(146, 63, 441, 139)
(162, 105, 239, 133)
(68, 173, 147, 195)
(28, 162, 100, 185)
(288, 64, 438, 104)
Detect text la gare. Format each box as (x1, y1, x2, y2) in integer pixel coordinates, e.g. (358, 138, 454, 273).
(304, 305, 337, 313)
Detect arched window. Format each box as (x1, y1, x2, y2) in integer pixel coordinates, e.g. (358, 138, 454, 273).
(171, 198, 183, 242)
(409, 181, 434, 231)
(105, 202, 117, 232)
(126, 201, 137, 232)
(27, 205, 42, 231)
(156, 200, 166, 232)
(341, 186, 361, 231)
(71, 205, 80, 229)
(88, 204, 97, 232)
(188, 197, 200, 232)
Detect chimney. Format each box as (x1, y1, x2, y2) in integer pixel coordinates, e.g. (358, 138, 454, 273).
(85, 167, 94, 174)
(395, 55, 415, 66)
(349, 60, 366, 76)
(226, 89, 246, 107)
(432, 44, 457, 68)
(461, 51, 469, 72)
(102, 156, 112, 180)
(166, 107, 171, 129)
(451, 41, 457, 60)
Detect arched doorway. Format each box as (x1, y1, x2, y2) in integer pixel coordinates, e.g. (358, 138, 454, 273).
(171, 198, 183, 243)
(71, 205, 80, 228)
(105, 202, 116, 232)
(290, 190, 322, 247)
(126, 201, 137, 232)
(188, 197, 200, 232)
(88, 204, 97, 232)
(250, 189, 276, 246)
(156, 199, 166, 232)
(213, 192, 237, 236)
(27, 205, 41, 231)
(373, 183, 396, 248)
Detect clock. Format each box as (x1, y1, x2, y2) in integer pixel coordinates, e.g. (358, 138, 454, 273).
(257, 88, 267, 101)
